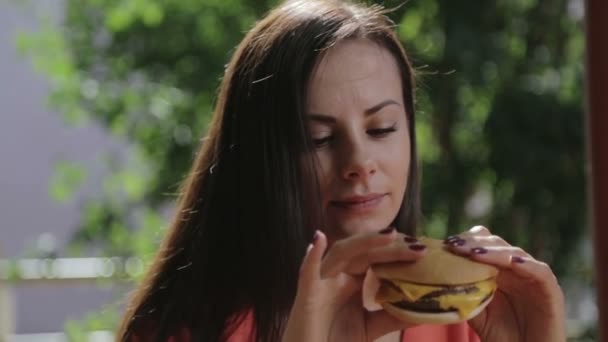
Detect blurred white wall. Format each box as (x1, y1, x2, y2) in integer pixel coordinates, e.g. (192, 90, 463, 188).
(0, 0, 124, 335)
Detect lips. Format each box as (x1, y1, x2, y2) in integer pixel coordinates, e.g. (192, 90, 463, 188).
(330, 193, 386, 211)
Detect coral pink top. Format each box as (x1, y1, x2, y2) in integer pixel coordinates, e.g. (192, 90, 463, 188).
(132, 311, 480, 341)
(224, 311, 480, 342)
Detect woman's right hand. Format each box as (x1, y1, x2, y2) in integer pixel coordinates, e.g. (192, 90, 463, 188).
(281, 228, 426, 342)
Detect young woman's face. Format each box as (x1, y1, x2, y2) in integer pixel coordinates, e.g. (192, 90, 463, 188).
(306, 39, 411, 241)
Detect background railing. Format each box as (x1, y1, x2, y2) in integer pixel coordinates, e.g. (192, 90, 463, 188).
(0, 256, 597, 341)
(0, 257, 143, 342)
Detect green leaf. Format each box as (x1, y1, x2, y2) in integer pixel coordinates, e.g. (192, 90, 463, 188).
(398, 10, 422, 41)
(122, 170, 147, 201)
(106, 5, 135, 32)
(141, 3, 165, 27)
(49, 161, 87, 203)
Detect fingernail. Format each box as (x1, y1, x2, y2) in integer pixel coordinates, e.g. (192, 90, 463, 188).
(444, 235, 461, 244)
(512, 256, 525, 263)
(404, 236, 418, 243)
(449, 239, 466, 247)
(471, 247, 488, 254)
(409, 244, 426, 251)
(379, 226, 395, 234)
(312, 230, 320, 244)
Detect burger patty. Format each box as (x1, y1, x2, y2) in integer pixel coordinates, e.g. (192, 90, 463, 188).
(390, 292, 494, 313)
(384, 281, 479, 299)
(422, 284, 479, 298)
(392, 298, 457, 313)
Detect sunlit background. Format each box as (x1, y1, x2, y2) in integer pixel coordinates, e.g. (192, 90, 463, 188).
(0, 0, 595, 340)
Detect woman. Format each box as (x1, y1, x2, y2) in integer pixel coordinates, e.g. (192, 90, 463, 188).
(117, 0, 566, 341)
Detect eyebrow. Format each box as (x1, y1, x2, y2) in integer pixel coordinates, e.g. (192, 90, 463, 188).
(308, 99, 401, 123)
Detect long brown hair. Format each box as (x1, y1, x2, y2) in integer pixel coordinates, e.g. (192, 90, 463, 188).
(117, 1, 419, 341)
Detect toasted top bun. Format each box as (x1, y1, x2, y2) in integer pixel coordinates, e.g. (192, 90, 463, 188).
(372, 237, 498, 285)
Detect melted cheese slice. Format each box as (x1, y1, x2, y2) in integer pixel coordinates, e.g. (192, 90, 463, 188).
(376, 278, 496, 318)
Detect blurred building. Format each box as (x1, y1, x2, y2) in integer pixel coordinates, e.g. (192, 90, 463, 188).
(0, 1, 123, 339)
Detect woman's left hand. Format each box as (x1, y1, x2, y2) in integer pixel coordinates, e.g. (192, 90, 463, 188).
(445, 225, 566, 342)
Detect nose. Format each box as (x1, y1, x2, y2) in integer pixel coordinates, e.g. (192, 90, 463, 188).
(340, 142, 377, 181)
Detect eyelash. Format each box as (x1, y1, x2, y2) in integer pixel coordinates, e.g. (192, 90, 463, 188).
(312, 124, 398, 147)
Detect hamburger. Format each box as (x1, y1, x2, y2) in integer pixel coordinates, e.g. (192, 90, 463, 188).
(364, 237, 498, 325)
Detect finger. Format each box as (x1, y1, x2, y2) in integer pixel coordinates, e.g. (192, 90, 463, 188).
(447, 225, 492, 240)
(366, 235, 428, 264)
(344, 236, 427, 276)
(451, 245, 530, 269)
(443, 225, 492, 246)
(298, 230, 328, 289)
(467, 225, 493, 235)
(321, 228, 397, 278)
(446, 239, 560, 298)
(508, 256, 563, 299)
(446, 234, 519, 256)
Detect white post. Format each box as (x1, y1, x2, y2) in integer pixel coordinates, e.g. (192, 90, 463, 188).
(0, 252, 15, 341)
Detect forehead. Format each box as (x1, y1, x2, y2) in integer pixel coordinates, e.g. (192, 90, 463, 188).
(307, 39, 403, 103)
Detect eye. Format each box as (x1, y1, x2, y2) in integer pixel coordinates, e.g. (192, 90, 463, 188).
(368, 124, 397, 137)
(312, 135, 333, 147)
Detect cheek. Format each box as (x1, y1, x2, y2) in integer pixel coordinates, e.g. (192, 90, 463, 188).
(386, 153, 410, 185)
(312, 150, 334, 194)
(385, 135, 411, 190)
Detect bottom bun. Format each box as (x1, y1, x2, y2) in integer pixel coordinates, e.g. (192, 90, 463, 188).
(382, 294, 494, 325)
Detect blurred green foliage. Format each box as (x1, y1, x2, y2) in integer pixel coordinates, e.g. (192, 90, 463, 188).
(18, 0, 589, 338)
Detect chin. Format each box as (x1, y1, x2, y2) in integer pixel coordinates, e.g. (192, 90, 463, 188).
(328, 216, 395, 238)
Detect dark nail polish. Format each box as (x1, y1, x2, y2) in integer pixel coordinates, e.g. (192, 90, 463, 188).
(444, 235, 461, 244)
(409, 244, 426, 251)
(512, 256, 525, 263)
(449, 239, 466, 247)
(471, 247, 488, 254)
(404, 236, 418, 243)
(379, 227, 395, 234)
(312, 231, 320, 243)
